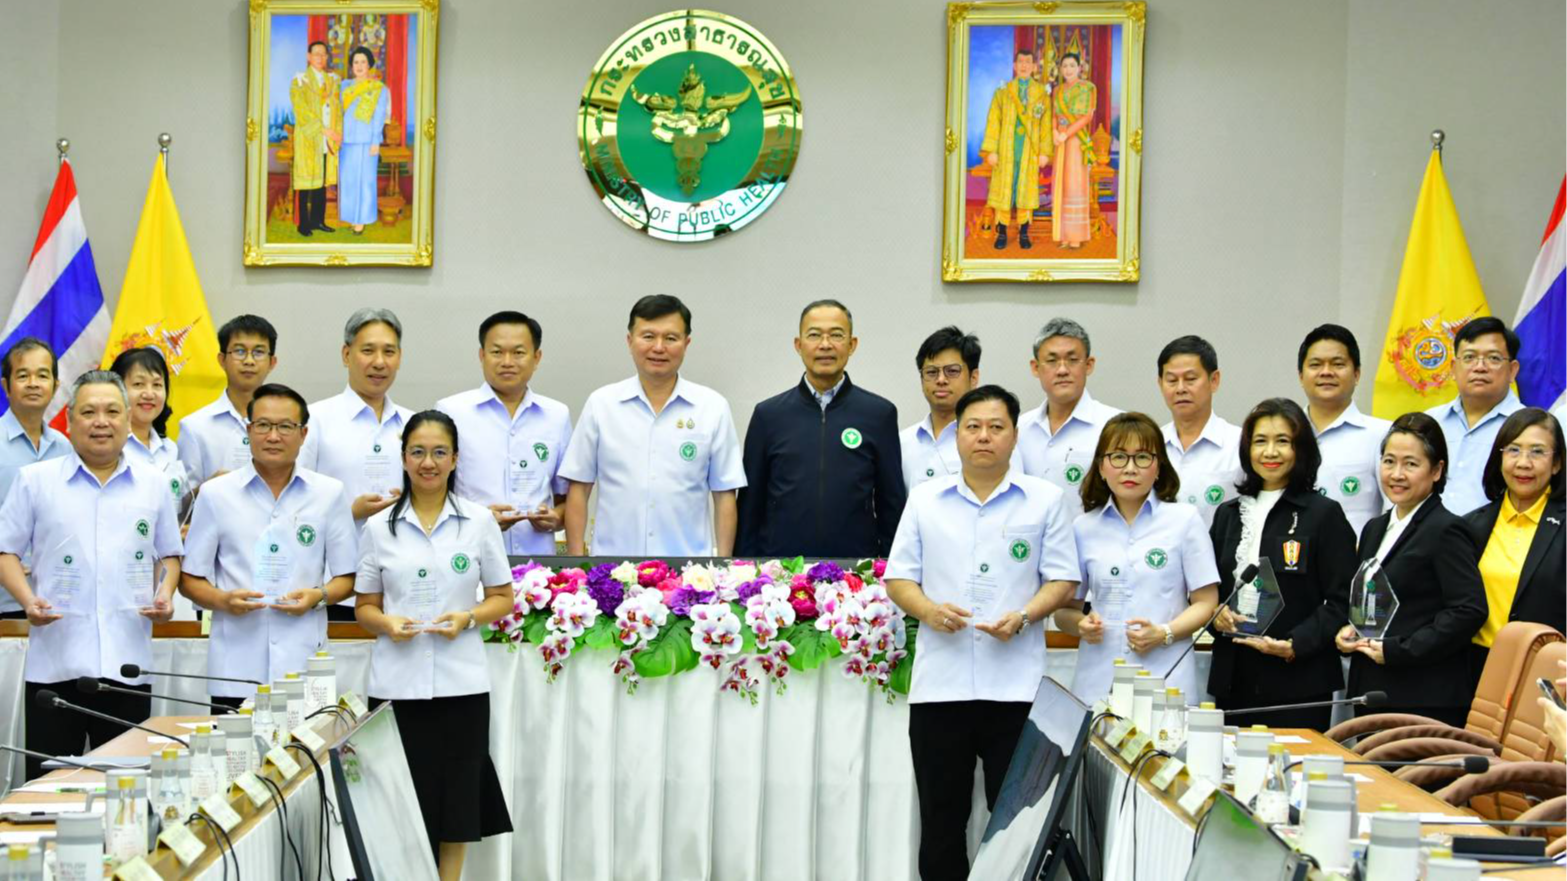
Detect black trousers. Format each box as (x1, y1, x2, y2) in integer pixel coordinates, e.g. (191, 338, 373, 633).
(909, 700, 1031, 881)
(1217, 691, 1334, 732)
(297, 187, 326, 232)
(24, 679, 151, 781)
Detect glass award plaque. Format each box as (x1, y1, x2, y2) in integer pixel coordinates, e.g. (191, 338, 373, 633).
(1347, 560, 1398, 640)
(1231, 558, 1285, 636)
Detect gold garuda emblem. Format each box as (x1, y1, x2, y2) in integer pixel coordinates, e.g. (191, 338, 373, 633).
(578, 10, 803, 242)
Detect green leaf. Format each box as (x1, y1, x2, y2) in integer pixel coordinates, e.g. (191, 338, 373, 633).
(583, 618, 618, 651)
(633, 618, 697, 679)
(522, 611, 548, 645)
(780, 621, 835, 671)
(781, 556, 805, 576)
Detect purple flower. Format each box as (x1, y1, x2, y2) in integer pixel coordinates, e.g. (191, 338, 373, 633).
(584, 563, 624, 618)
(668, 585, 718, 617)
(735, 574, 773, 604)
(511, 560, 545, 582)
(806, 560, 846, 584)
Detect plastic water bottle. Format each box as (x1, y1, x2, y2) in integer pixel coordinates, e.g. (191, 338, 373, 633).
(105, 776, 143, 866)
(1250, 742, 1291, 824)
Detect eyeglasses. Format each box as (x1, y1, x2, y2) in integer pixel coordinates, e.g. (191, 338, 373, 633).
(1503, 444, 1553, 462)
(406, 446, 452, 462)
(802, 330, 849, 345)
(248, 420, 301, 436)
(920, 364, 966, 381)
(1040, 356, 1084, 369)
(226, 346, 272, 362)
(1104, 451, 1156, 469)
(1456, 352, 1509, 368)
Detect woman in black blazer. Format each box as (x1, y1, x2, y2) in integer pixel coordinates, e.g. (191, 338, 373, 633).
(1336, 413, 1487, 729)
(1463, 408, 1565, 691)
(1208, 398, 1358, 730)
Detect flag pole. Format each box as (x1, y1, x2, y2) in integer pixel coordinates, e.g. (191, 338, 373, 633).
(1430, 129, 1445, 153)
(56, 138, 68, 165)
(158, 132, 172, 175)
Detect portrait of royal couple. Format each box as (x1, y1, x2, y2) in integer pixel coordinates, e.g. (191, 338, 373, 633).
(288, 39, 390, 237)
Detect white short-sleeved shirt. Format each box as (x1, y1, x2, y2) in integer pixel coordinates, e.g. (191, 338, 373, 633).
(434, 385, 573, 556)
(0, 411, 69, 614)
(0, 454, 183, 684)
(298, 386, 415, 508)
(355, 494, 511, 700)
(885, 470, 1080, 704)
(125, 430, 190, 508)
(181, 465, 359, 697)
(1017, 390, 1122, 521)
(1069, 497, 1219, 704)
(1161, 414, 1244, 529)
(175, 393, 253, 486)
(1426, 392, 1525, 517)
(1313, 402, 1392, 538)
(899, 415, 1022, 494)
(558, 376, 746, 557)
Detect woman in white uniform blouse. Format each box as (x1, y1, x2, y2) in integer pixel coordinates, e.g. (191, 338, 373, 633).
(354, 410, 514, 879)
(112, 347, 195, 619)
(1054, 412, 1220, 703)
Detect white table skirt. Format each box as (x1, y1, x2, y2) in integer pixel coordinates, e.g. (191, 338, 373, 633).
(1, 639, 1214, 880)
(1082, 740, 1196, 881)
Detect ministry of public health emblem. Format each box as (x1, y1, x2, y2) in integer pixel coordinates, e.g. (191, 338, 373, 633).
(451, 553, 471, 574)
(534, 442, 550, 462)
(296, 524, 317, 547)
(135, 519, 150, 538)
(1144, 548, 1168, 570)
(679, 441, 698, 461)
(1205, 485, 1224, 505)
(1009, 539, 1031, 561)
(579, 10, 802, 242)
(1340, 476, 1361, 496)
(1064, 464, 1085, 485)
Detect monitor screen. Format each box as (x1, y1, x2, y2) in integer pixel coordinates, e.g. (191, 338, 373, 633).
(969, 677, 1092, 880)
(328, 703, 439, 881)
(1184, 790, 1299, 881)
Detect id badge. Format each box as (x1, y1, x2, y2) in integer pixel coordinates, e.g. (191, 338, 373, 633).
(42, 537, 87, 615)
(252, 527, 295, 603)
(965, 572, 1000, 620)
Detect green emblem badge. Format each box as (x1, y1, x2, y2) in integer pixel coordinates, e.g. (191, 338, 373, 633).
(170, 478, 182, 498)
(1110, 566, 1120, 577)
(269, 544, 279, 554)
(63, 555, 73, 565)
(1064, 464, 1085, 485)
(1145, 548, 1169, 569)
(451, 553, 471, 574)
(135, 550, 145, 561)
(925, 468, 935, 478)
(1340, 475, 1361, 496)
(1205, 485, 1224, 505)
(296, 524, 316, 547)
(979, 563, 990, 574)
(1009, 539, 1031, 561)
(242, 437, 250, 446)
(373, 443, 382, 454)
(579, 10, 802, 242)
(841, 427, 862, 449)
(417, 568, 428, 579)
(679, 441, 698, 461)
(135, 519, 150, 538)
(533, 442, 550, 462)
(518, 459, 529, 470)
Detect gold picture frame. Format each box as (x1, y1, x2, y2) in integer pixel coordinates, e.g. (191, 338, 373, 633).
(243, 0, 439, 267)
(942, 1, 1145, 283)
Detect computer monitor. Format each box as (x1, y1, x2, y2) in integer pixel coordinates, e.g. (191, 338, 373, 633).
(326, 703, 439, 881)
(969, 676, 1093, 880)
(1184, 789, 1303, 881)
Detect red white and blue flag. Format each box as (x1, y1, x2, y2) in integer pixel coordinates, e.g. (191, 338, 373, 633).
(0, 159, 110, 427)
(1514, 178, 1566, 411)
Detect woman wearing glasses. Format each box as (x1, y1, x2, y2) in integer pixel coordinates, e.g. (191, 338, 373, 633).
(1463, 408, 1565, 690)
(354, 411, 514, 879)
(1055, 412, 1219, 704)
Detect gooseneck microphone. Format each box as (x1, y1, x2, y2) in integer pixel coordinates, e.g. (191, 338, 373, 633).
(1221, 691, 1386, 717)
(1157, 564, 1257, 680)
(0, 743, 121, 772)
(121, 663, 261, 686)
(76, 676, 233, 713)
(33, 689, 189, 748)
(1284, 754, 1491, 775)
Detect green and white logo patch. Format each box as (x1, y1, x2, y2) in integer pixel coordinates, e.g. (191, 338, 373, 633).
(1109, 566, 1120, 577)
(63, 555, 73, 565)
(135, 519, 150, 538)
(533, 442, 550, 462)
(417, 568, 428, 579)
(134, 550, 145, 561)
(679, 441, 697, 461)
(268, 544, 280, 554)
(1009, 539, 1031, 561)
(1205, 485, 1224, 505)
(1144, 548, 1168, 570)
(1340, 476, 1361, 496)
(242, 437, 251, 446)
(841, 428, 863, 449)
(169, 478, 183, 499)
(1064, 464, 1085, 485)
(451, 553, 471, 574)
(296, 524, 316, 547)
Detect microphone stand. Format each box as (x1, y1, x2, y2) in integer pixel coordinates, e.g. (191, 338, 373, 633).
(1158, 565, 1254, 681)
(0, 743, 119, 773)
(81, 678, 234, 713)
(36, 692, 189, 748)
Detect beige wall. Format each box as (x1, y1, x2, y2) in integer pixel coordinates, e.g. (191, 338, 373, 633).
(3, 0, 1562, 430)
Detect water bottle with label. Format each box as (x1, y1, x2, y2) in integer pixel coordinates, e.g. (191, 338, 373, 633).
(105, 776, 143, 866)
(1250, 743, 1292, 824)
(1154, 687, 1186, 753)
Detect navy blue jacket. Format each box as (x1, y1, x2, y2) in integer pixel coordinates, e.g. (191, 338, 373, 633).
(736, 376, 906, 558)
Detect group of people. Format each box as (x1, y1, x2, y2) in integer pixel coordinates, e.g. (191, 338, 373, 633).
(0, 295, 1561, 880)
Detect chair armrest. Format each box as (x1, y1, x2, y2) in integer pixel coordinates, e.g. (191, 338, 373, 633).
(1357, 725, 1503, 757)
(1324, 713, 1448, 745)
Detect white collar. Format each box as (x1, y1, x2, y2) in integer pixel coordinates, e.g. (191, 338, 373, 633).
(1162, 412, 1231, 451)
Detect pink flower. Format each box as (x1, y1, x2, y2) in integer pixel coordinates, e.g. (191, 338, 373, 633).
(637, 560, 671, 587)
(872, 559, 887, 578)
(844, 573, 864, 593)
(657, 576, 682, 606)
(789, 587, 817, 619)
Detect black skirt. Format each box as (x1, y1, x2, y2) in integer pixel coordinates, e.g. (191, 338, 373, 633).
(392, 691, 513, 850)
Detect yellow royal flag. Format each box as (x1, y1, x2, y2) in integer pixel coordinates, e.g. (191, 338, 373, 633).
(1373, 150, 1493, 419)
(101, 155, 224, 440)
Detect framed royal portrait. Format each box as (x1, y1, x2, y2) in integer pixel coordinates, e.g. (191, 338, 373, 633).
(243, 0, 439, 267)
(941, 1, 1145, 283)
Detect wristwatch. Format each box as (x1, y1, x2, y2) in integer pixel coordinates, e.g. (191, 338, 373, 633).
(312, 588, 329, 611)
(463, 612, 478, 631)
(1161, 624, 1174, 646)
(1015, 610, 1031, 634)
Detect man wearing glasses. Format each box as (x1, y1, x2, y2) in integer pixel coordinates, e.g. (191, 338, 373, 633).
(176, 315, 279, 487)
(1425, 317, 1525, 515)
(900, 326, 1021, 494)
(1017, 317, 1123, 520)
(736, 300, 905, 557)
(179, 384, 358, 708)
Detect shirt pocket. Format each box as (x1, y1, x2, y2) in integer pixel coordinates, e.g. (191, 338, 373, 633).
(1130, 539, 1186, 599)
(1002, 524, 1044, 568)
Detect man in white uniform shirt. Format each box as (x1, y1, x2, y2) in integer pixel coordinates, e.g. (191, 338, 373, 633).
(1297, 324, 1391, 538)
(1017, 317, 1122, 519)
(1424, 317, 1525, 516)
(180, 384, 359, 708)
(176, 315, 278, 487)
(0, 371, 182, 779)
(561, 295, 746, 557)
(0, 338, 70, 619)
(436, 311, 572, 556)
(1157, 335, 1242, 528)
(902, 326, 976, 492)
(885, 384, 1079, 881)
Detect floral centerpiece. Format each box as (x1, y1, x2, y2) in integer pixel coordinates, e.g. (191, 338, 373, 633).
(486, 557, 914, 702)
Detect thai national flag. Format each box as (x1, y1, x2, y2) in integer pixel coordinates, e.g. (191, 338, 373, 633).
(0, 159, 110, 428)
(1514, 178, 1566, 411)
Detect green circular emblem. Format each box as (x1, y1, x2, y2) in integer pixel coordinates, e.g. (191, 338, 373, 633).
(533, 442, 550, 462)
(170, 478, 182, 498)
(269, 544, 279, 553)
(135, 550, 145, 561)
(1205, 484, 1224, 505)
(417, 568, 428, 579)
(63, 555, 73, 565)
(1110, 566, 1120, 577)
(135, 519, 150, 538)
(518, 459, 529, 470)
(1340, 475, 1361, 496)
(296, 524, 316, 547)
(373, 443, 382, 454)
(1144, 548, 1169, 570)
(242, 437, 250, 446)
(1009, 539, 1031, 561)
(679, 441, 698, 461)
(925, 468, 935, 478)
(841, 428, 863, 449)
(1064, 464, 1085, 485)
(579, 10, 802, 242)
(451, 553, 471, 574)
(979, 563, 990, 574)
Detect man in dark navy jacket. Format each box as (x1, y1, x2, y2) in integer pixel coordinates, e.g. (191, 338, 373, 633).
(737, 300, 906, 558)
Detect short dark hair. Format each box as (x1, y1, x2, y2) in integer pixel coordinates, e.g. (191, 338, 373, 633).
(350, 46, 376, 69)
(1381, 412, 1449, 495)
(109, 346, 174, 437)
(246, 383, 310, 426)
(1236, 397, 1322, 497)
(955, 385, 1020, 427)
(1481, 407, 1565, 503)
(1016, 48, 1036, 59)
(1453, 316, 1520, 361)
(479, 311, 542, 349)
(1080, 412, 1181, 513)
(387, 410, 460, 537)
(799, 299, 852, 331)
(218, 315, 278, 353)
(1157, 335, 1218, 375)
(1, 337, 58, 384)
(307, 40, 328, 54)
(627, 295, 691, 335)
(915, 326, 981, 372)
(1060, 52, 1082, 65)
(1297, 324, 1361, 372)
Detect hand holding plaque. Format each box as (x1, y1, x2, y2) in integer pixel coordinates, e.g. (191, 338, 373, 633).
(1347, 560, 1398, 640)
(1229, 558, 1285, 636)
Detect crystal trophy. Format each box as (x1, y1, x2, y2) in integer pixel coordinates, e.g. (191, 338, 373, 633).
(1231, 557, 1285, 636)
(1347, 560, 1398, 640)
